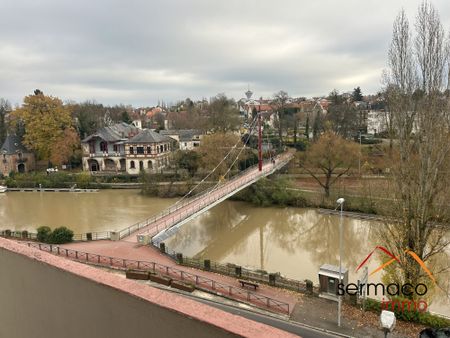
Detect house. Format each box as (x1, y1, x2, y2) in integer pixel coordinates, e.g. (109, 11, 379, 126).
(159, 130, 203, 150)
(124, 129, 174, 174)
(81, 122, 139, 172)
(0, 135, 35, 176)
(81, 123, 174, 174)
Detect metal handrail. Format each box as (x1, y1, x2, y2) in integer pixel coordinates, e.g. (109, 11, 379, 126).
(118, 151, 294, 239)
(26, 242, 290, 315)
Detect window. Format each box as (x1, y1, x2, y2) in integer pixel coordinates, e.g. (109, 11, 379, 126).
(100, 141, 108, 152)
(129, 146, 134, 154)
(113, 144, 119, 152)
(137, 147, 144, 154)
(160, 145, 163, 153)
(130, 161, 135, 169)
(146, 146, 151, 154)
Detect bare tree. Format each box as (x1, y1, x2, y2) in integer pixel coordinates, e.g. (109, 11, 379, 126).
(272, 91, 290, 146)
(299, 131, 359, 197)
(380, 2, 450, 294)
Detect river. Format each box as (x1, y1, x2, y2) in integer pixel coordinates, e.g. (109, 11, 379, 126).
(1, 189, 448, 315)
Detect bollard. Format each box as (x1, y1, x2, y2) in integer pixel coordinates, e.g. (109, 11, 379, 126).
(176, 253, 183, 264)
(235, 266, 242, 277)
(159, 242, 166, 253)
(204, 259, 211, 271)
(269, 273, 276, 286)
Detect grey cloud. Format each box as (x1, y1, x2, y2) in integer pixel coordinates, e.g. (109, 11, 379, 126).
(1, 0, 449, 106)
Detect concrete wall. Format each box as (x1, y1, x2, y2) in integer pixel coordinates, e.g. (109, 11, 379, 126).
(0, 238, 296, 338)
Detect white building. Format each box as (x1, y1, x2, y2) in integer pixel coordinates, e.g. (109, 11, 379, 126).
(160, 130, 203, 150)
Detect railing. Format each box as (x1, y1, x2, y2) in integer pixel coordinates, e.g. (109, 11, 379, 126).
(165, 247, 310, 294)
(117, 151, 294, 240)
(0, 230, 38, 240)
(0, 230, 110, 241)
(25, 242, 290, 315)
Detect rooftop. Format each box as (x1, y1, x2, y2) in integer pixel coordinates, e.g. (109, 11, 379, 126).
(82, 122, 139, 143)
(127, 129, 173, 144)
(1, 135, 29, 155)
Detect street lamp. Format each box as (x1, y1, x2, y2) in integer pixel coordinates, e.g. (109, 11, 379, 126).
(336, 197, 345, 327)
(358, 131, 362, 176)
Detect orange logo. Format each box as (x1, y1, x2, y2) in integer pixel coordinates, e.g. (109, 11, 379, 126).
(356, 246, 436, 284)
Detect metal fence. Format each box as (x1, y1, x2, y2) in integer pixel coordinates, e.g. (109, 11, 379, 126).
(163, 246, 310, 294)
(26, 242, 290, 315)
(0, 230, 110, 242)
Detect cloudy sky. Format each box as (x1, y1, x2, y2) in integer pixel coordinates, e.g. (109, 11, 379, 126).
(1, 0, 449, 107)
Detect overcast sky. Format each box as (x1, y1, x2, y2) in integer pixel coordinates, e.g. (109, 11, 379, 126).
(1, 0, 449, 107)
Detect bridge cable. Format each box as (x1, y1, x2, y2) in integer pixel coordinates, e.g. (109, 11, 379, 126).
(172, 114, 259, 206)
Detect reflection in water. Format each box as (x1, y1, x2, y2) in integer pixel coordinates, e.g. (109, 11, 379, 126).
(166, 201, 449, 315)
(0, 190, 175, 233)
(167, 203, 375, 278)
(0, 191, 448, 314)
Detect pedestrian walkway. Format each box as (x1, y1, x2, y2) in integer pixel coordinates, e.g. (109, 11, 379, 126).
(57, 240, 299, 314)
(25, 239, 423, 337)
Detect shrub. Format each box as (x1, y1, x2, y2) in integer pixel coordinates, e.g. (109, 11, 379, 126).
(4, 229, 11, 237)
(362, 297, 450, 328)
(21, 230, 29, 239)
(37, 226, 52, 242)
(47, 226, 74, 244)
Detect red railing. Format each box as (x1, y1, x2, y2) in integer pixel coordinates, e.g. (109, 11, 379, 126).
(26, 242, 290, 315)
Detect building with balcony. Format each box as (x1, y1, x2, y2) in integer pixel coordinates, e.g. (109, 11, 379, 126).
(125, 129, 174, 174)
(0, 135, 35, 176)
(81, 123, 174, 174)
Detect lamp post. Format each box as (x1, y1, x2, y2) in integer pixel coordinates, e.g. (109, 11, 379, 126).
(336, 197, 345, 327)
(358, 131, 362, 176)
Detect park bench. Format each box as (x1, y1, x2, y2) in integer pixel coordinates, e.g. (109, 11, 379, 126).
(238, 279, 259, 290)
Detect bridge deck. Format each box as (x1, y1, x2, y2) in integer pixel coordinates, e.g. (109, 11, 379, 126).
(119, 150, 294, 244)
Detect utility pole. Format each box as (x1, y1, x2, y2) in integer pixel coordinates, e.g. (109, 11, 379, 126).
(258, 111, 262, 172)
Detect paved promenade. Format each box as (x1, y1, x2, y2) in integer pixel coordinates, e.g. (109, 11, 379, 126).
(60, 240, 300, 314)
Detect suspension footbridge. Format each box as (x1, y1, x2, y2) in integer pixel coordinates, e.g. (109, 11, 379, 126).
(114, 113, 295, 245)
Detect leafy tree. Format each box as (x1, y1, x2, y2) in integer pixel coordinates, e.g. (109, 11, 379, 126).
(121, 111, 132, 124)
(352, 86, 363, 101)
(71, 101, 105, 138)
(175, 150, 200, 176)
(326, 101, 359, 138)
(206, 94, 240, 132)
(299, 131, 359, 196)
(197, 133, 242, 178)
(50, 128, 80, 165)
(0, 99, 10, 146)
(11, 90, 79, 165)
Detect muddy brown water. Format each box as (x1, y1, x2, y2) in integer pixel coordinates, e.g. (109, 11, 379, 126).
(1, 189, 448, 315)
